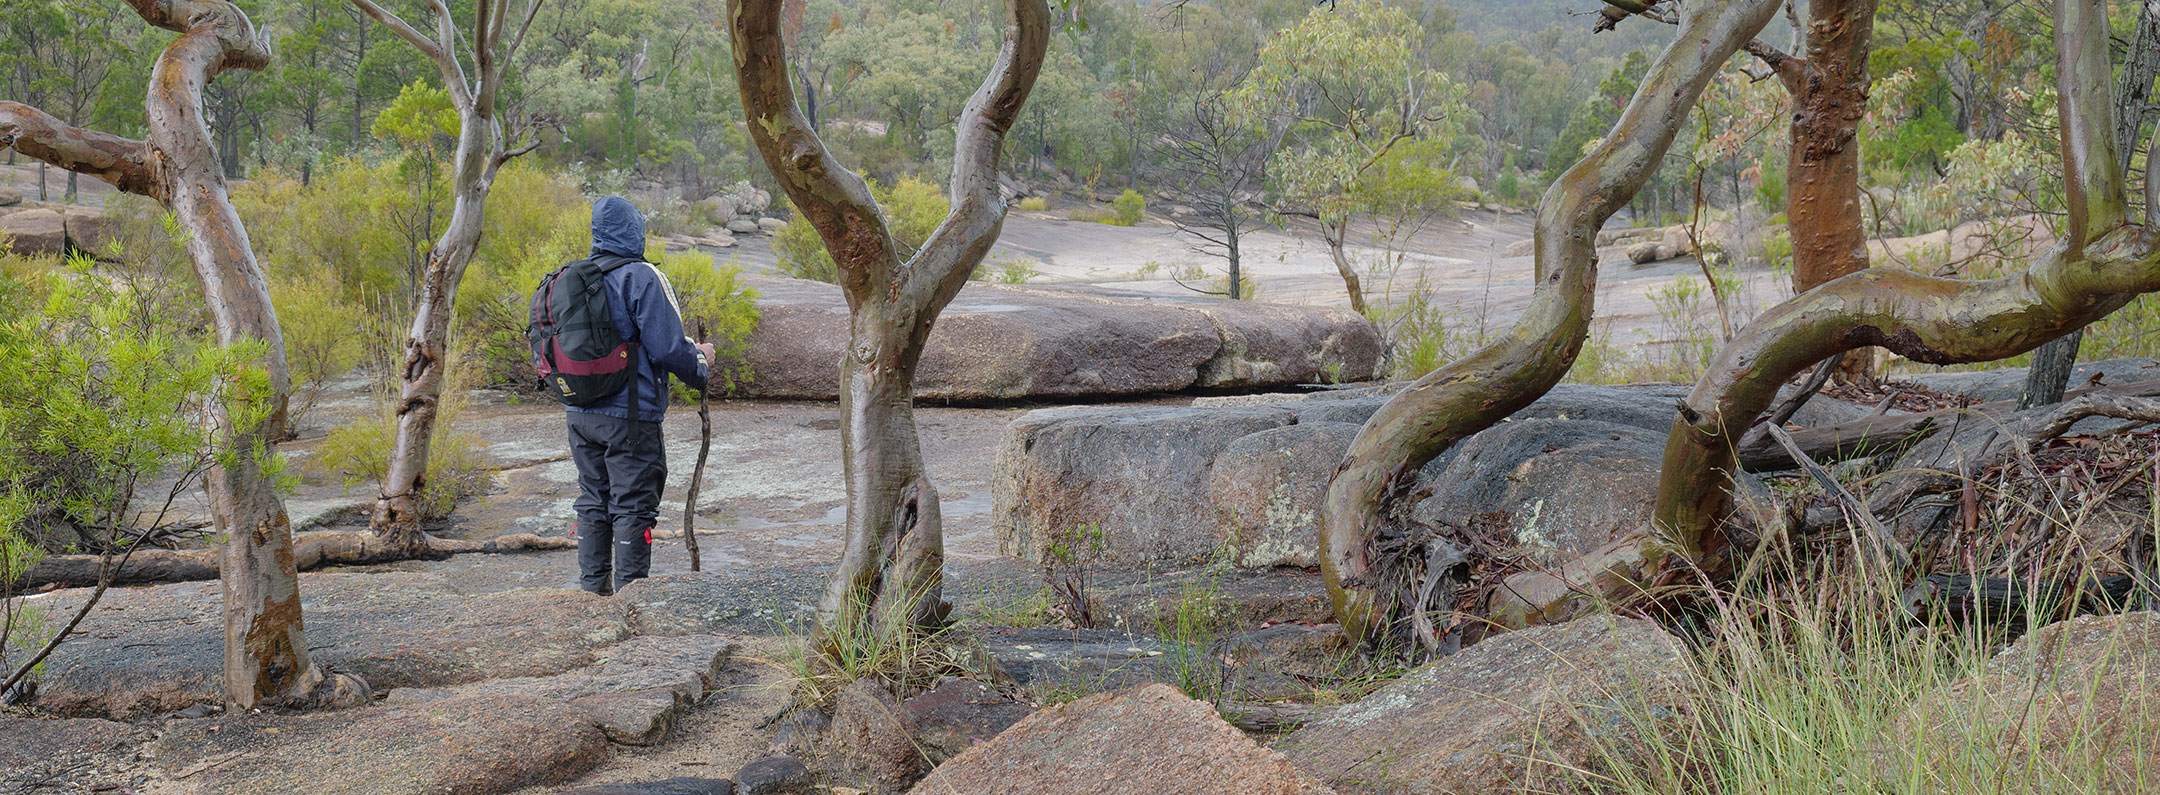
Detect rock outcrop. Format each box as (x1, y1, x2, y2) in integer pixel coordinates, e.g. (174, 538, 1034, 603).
(995, 383, 1740, 568)
(1890, 612, 2160, 789)
(1277, 616, 1692, 794)
(913, 683, 1336, 795)
(742, 277, 1382, 401)
(23, 570, 745, 794)
(0, 207, 67, 256)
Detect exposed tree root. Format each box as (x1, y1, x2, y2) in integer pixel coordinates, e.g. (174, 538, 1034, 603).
(14, 532, 573, 593)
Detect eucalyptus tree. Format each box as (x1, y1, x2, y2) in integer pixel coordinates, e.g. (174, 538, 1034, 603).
(728, 0, 1047, 640)
(1237, 0, 1467, 313)
(0, 0, 355, 709)
(346, 0, 545, 556)
(1494, 0, 2160, 627)
(1315, 0, 1785, 652)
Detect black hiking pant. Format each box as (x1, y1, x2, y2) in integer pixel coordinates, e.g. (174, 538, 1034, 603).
(568, 411, 666, 594)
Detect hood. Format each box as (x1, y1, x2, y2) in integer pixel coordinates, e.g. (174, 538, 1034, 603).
(590, 196, 647, 259)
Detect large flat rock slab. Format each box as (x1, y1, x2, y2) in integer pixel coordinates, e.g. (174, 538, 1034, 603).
(386, 634, 736, 745)
(1277, 616, 1691, 793)
(0, 716, 146, 793)
(26, 571, 636, 718)
(913, 683, 1335, 795)
(995, 404, 1299, 565)
(995, 383, 1716, 568)
(148, 692, 613, 795)
(742, 277, 1380, 401)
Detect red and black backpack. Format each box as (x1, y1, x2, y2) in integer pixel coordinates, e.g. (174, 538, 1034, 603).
(527, 255, 639, 406)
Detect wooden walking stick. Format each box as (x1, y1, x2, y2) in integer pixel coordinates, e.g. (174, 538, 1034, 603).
(683, 320, 712, 571)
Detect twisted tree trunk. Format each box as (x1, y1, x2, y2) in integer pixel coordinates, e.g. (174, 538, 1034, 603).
(1317, 0, 1784, 649)
(1490, 0, 2160, 627)
(730, 0, 1047, 641)
(352, 0, 542, 554)
(2, 0, 328, 708)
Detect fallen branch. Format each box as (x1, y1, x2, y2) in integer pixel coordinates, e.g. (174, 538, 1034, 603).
(1739, 376, 2160, 471)
(1764, 424, 1909, 576)
(1860, 390, 2160, 522)
(13, 532, 573, 593)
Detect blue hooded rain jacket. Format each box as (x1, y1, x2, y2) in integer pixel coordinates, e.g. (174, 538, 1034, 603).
(566, 196, 708, 423)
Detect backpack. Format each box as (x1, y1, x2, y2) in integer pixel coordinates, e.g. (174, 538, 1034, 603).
(527, 255, 641, 407)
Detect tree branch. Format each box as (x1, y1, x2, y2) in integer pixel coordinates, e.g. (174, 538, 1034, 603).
(345, 0, 445, 64)
(1329, 0, 1785, 641)
(1604, 0, 1800, 93)
(907, 0, 1051, 310)
(0, 102, 163, 198)
(729, 0, 896, 302)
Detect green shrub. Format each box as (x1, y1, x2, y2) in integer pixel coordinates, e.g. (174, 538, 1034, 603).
(273, 275, 368, 434)
(770, 207, 837, 284)
(458, 165, 589, 386)
(654, 249, 761, 398)
(1112, 189, 1146, 225)
(0, 254, 275, 555)
(773, 175, 951, 284)
(1017, 196, 1048, 211)
(2, 486, 52, 682)
(313, 371, 492, 525)
(972, 255, 1039, 284)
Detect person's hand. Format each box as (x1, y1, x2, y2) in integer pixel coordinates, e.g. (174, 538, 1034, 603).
(695, 342, 716, 362)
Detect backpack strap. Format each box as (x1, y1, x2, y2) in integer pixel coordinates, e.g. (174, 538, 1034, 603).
(592, 253, 650, 425)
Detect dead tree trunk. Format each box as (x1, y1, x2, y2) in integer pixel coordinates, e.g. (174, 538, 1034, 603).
(1317, 0, 1784, 649)
(1, 0, 329, 709)
(1490, 0, 2160, 627)
(351, 0, 543, 555)
(729, 0, 1047, 640)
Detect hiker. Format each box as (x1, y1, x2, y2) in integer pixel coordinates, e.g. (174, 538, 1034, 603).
(537, 196, 713, 595)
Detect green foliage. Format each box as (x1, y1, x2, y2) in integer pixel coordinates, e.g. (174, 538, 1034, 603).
(773, 581, 972, 707)
(770, 207, 837, 284)
(240, 160, 589, 389)
(1044, 522, 1107, 627)
(0, 253, 274, 555)
(773, 175, 951, 283)
(273, 274, 368, 432)
(1155, 570, 1234, 706)
(654, 250, 761, 399)
(314, 358, 491, 524)
(458, 165, 590, 386)
(1016, 196, 1048, 212)
(1591, 552, 2160, 794)
(370, 79, 459, 154)
(1544, 49, 1650, 183)
(1494, 170, 1522, 204)
(1111, 189, 1146, 225)
(1368, 269, 1490, 380)
(972, 255, 1039, 284)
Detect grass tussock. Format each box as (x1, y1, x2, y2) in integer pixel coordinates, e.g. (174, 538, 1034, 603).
(773, 587, 973, 707)
(1585, 532, 2159, 794)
